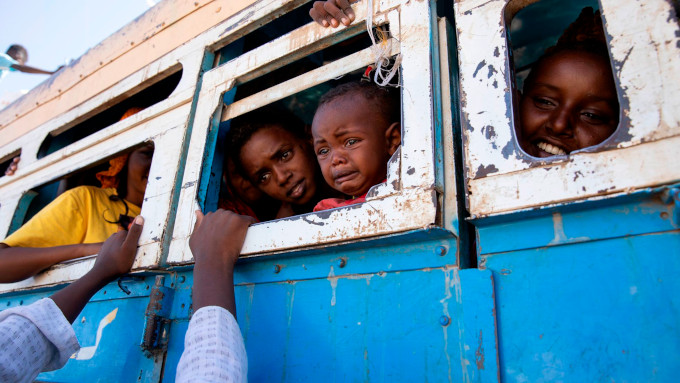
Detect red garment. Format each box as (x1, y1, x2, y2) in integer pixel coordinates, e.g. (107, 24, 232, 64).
(218, 182, 260, 222)
(313, 194, 367, 212)
(218, 198, 259, 222)
(313, 179, 387, 212)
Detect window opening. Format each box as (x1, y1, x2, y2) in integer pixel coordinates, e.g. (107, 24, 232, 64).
(216, 3, 318, 62)
(507, 0, 620, 159)
(216, 69, 401, 223)
(202, 26, 380, 213)
(37, 68, 181, 159)
(0, 150, 21, 177)
(204, 22, 401, 222)
(12, 142, 155, 232)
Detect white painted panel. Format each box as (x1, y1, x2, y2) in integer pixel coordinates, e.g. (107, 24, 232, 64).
(455, 0, 680, 217)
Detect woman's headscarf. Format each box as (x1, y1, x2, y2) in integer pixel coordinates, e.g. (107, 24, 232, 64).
(95, 107, 144, 189)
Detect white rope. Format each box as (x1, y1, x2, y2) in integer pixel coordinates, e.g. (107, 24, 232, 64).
(365, 0, 402, 87)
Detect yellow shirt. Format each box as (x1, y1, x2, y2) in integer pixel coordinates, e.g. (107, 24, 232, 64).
(2, 186, 141, 247)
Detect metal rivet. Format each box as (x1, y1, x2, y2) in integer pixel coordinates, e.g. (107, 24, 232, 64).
(435, 246, 447, 256)
(179, 276, 186, 283)
(337, 258, 347, 268)
(439, 315, 450, 326)
(273, 264, 281, 273)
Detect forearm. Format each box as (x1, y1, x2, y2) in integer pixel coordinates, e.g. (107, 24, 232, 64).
(176, 306, 247, 383)
(192, 260, 236, 317)
(0, 244, 100, 283)
(0, 299, 80, 381)
(11, 64, 55, 74)
(51, 269, 112, 323)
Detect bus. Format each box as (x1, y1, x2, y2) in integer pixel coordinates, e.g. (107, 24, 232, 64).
(0, 0, 678, 381)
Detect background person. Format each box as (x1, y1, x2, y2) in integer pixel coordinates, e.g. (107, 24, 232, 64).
(1, 44, 61, 83)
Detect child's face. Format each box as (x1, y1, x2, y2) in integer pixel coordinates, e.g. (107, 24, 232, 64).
(240, 126, 318, 205)
(312, 94, 400, 196)
(519, 50, 619, 158)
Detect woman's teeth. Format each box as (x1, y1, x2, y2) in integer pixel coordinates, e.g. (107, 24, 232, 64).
(537, 142, 567, 156)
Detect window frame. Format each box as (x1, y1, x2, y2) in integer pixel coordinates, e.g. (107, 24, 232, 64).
(454, 0, 680, 218)
(0, 60, 195, 292)
(168, 0, 444, 261)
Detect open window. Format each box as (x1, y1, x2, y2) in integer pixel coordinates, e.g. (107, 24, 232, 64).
(168, 0, 445, 261)
(507, 0, 620, 159)
(0, 61, 192, 292)
(454, 0, 680, 218)
(37, 69, 181, 159)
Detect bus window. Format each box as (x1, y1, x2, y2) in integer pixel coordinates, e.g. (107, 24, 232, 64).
(507, 0, 620, 159)
(206, 29, 376, 218)
(37, 67, 181, 159)
(169, 0, 442, 261)
(455, 0, 680, 217)
(7, 142, 155, 236)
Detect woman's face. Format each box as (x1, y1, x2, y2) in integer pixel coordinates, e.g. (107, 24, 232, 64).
(519, 50, 619, 158)
(239, 126, 318, 205)
(125, 142, 154, 206)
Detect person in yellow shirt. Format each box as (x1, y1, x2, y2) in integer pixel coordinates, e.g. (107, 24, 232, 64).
(0, 108, 153, 283)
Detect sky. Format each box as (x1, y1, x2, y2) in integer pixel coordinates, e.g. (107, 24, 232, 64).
(1, 0, 159, 109)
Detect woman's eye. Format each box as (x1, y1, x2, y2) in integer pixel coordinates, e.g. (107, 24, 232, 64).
(281, 150, 292, 161)
(258, 173, 271, 184)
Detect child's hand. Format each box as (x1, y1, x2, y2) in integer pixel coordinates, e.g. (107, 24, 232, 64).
(4, 156, 20, 176)
(91, 216, 144, 282)
(310, 0, 356, 28)
(190, 210, 255, 272)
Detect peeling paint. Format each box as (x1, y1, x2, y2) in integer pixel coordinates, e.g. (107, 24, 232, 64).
(473, 60, 486, 78)
(476, 164, 499, 178)
(475, 330, 485, 370)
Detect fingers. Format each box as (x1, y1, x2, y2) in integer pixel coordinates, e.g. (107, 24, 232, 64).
(309, 2, 330, 27)
(194, 210, 204, 232)
(333, 0, 355, 25)
(122, 215, 144, 253)
(4, 157, 20, 176)
(310, 0, 355, 28)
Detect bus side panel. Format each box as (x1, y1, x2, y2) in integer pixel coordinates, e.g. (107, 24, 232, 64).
(481, 208, 680, 382)
(31, 277, 164, 382)
(161, 242, 500, 382)
(239, 266, 497, 382)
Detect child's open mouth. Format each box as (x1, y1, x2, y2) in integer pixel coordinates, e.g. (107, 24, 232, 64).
(536, 141, 567, 156)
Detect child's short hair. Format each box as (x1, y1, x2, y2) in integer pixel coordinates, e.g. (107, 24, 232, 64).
(6, 44, 28, 63)
(226, 105, 306, 173)
(318, 82, 400, 124)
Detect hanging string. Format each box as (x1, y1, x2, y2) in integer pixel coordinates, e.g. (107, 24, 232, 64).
(365, 0, 402, 87)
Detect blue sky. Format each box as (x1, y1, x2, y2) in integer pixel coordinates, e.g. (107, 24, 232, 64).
(1, 0, 158, 109)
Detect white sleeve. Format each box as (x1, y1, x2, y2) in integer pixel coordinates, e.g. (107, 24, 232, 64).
(176, 306, 248, 383)
(0, 298, 80, 383)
